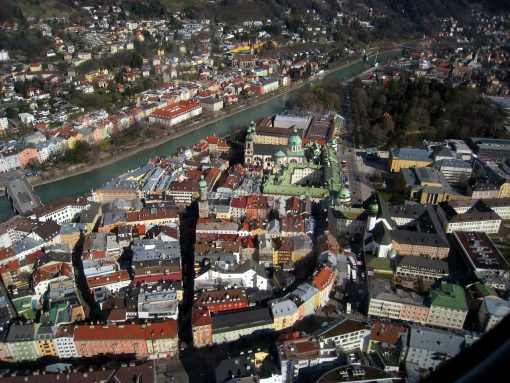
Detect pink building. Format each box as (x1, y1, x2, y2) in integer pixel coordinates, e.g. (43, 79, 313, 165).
(17, 147, 39, 167)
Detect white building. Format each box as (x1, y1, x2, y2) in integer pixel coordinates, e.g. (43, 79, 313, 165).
(54, 325, 78, 358)
(317, 318, 371, 352)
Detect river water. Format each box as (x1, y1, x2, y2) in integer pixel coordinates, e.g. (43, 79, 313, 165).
(0, 55, 395, 222)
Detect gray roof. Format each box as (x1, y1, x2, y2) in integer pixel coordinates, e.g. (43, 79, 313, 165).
(270, 298, 298, 318)
(483, 296, 510, 317)
(253, 143, 287, 156)
(211, 306, 273, 334)
(7, 323, 35, 342)
(233, 259, 268, 278)
(397, 255, 449, 274)
(408, 325, 465, 354)
(434, 158, 472, 169)
(391, 147, 433, 162)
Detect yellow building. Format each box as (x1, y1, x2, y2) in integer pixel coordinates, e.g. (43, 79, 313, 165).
(34, 324, 58, 357)
(401, 167, 463, 204)
(389, 148, 433, 173)
(499, 182, 510, 198)
(270, 298, 298, 331)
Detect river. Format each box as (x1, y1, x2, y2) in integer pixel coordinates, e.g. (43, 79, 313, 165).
(0, 53, 397, 222)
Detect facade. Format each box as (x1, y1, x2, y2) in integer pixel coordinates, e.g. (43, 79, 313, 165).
(317, 318, 371, 352)
(6, 323, 39, 361)
(388, 147, 433, 173)
(427, 283, 468, 330)
(328, 207, 367, 237)
(54, 324, 78, 358)
(192, 306, 213, 348)
(211, 307, 274, 344)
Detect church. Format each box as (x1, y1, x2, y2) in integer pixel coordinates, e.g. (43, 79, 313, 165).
(244, 121, 305, 170)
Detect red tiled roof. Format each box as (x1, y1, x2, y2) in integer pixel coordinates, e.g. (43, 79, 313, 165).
(87, 270, 130, 288)
(192, 306, 211, 327)
(144, 320, 177, 339)
(151, 100, 201, 120)
(231, 197, 247, 209)
(313, 266, 336, 291)
(75, 323, 145, 341)
(370, 322, 407, 345)
(0, 247, 15, 262)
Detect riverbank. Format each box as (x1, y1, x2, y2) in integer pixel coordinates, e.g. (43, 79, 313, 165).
(29, 54, 370, 187)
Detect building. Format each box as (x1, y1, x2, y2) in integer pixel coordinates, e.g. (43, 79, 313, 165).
(34, 323, 57, 357)
(278, 335, 339, 382)
(328, 207, 367, 238)
(405, 326, 469, 382)
(364, 196, 450, 260)
(192, 306, 213, 348)
(477, 296, 510, 332)
(427, 283, 468, 330)
(401, 167, 460, 204)
(53, 324, 78, 358)
(395, 256, 449, 292)
(210, 306, 274, 344)
(368, 277, 429, 324)
(433, 158, 472, 187)
(453, 231, 509, 290)
(317, 318, 371, 352)
(270, 298, 299, 331)
(6, 323, 39, 361)
(469, 137, 510, 163)
(74, 320, 177, 358)
(200, 97, 223, 112)
(149, 100, 202, 127)
(194, 289, 248, 313)
(388, 147, 433, 173)
(436, 201, 502, 234)
(245, 125, 306, 170)
(316, 365, 400, 383)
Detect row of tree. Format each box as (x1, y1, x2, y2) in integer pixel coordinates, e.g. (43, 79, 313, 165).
(350, 75, 506, 148)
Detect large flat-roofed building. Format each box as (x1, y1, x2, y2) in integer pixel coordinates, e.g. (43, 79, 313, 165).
(273, 111, 313, 133)
(453, 231, 510, 290)
(436, 200, 502, 234)
(427, 283, 468, 330)
(469, 137, 510, 163)
(210, 306, 274, 344)
(388, 147, 433, 173)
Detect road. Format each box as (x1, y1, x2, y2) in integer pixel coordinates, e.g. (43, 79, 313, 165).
(336, 81, 375, 206)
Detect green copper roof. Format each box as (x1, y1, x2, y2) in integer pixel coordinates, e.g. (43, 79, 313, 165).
(473, 282, 497, 298)
(288, 127, 302, 147)
(274, 150, 286, 158)
(369, 200, 379, 215)
(430, 283, 468, 311)
(198, 175, 207, 189)
(338, 187, 350, 199)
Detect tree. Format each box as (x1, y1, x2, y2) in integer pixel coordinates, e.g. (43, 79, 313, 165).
(64, 141, 90, 164)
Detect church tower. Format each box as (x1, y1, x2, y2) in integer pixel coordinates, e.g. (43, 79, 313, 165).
(244, 121, 256, 165)
(198, 175, 209, 218)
